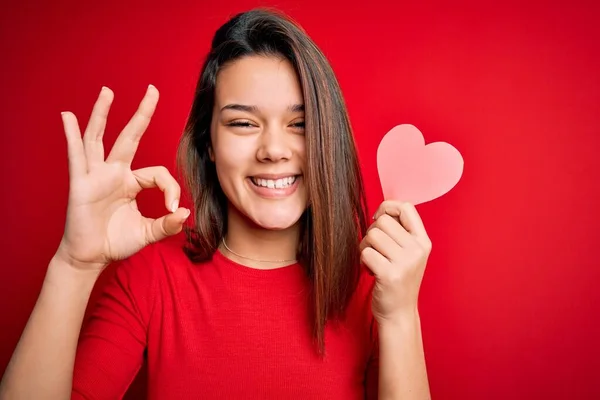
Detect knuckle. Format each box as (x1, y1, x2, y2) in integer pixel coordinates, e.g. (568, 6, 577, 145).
(413, 246, 426, 259)
(377, 214, 394, 226)
(382, 199, 396, 207)
(161, 219, 172, 236)
(419, 236, 433, 251)
(423, 238, 433, 251)
(374, 200, 390, 214)
(414, 240, 432, 258)
(136, 106, 153, 122)
(359, 247, 370, 261)
(379, 200, 393, 208)
(367, 227, 382, 240)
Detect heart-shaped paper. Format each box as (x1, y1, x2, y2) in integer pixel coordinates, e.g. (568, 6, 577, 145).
(377, 124, 464, 205)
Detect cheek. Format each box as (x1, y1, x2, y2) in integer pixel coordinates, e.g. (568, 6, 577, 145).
(213, 141, 253, 186)
(293, 137, 307, 168)
(214, 152, 241, 180)
(212, 132, 238, 171)
(214, 158, 244, 204)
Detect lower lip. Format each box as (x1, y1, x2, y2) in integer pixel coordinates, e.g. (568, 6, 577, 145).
(248, 176, 301, 198)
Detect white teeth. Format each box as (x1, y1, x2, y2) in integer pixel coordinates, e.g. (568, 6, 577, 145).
(252, 176, 297, 189)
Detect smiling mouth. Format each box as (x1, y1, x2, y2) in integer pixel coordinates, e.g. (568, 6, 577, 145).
(250, 175, 299, 189)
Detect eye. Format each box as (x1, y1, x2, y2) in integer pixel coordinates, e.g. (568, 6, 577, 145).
(291, 120, 305, 130)
(227, 120, 256, 128)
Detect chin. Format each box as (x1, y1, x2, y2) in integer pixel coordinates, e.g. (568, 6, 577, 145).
(251, 215, 302, 230)
(247, 206, 305, 231)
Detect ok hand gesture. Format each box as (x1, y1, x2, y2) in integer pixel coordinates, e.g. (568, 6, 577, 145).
(56, 85, 190, 272)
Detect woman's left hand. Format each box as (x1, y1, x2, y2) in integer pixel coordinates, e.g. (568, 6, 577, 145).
(360, 200, 432, 324)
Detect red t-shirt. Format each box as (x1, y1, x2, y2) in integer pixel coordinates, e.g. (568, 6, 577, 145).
(72, 234, 379, 399)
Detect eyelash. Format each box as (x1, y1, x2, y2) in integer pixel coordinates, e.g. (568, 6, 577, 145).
(228, 121, 305, 129)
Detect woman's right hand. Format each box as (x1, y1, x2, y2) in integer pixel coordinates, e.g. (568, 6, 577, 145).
(55, 85, 190, 273)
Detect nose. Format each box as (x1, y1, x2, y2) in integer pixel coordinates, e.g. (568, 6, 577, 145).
(256, 127, 293, 162)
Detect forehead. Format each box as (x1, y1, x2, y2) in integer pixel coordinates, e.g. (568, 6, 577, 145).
(214, 55, 304, 110)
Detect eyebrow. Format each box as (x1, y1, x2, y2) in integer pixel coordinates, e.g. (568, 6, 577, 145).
(220, 103, 305, 113)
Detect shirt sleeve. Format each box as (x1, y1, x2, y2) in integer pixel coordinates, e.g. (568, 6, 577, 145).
(71, 245, 158, 399)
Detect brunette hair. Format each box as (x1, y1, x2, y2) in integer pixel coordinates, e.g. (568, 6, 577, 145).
(176, 7, 369, 356)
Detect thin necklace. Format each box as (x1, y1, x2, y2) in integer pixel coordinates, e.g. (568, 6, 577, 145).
(221, 237, 297, 263)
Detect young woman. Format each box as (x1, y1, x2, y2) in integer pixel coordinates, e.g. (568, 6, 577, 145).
(0, 8, 431, 399)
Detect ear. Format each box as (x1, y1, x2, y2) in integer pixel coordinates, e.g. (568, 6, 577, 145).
(208, 145, 215, 162)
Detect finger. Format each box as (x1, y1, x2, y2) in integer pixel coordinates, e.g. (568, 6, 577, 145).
(396, 203, 430, 247)
(374, 214, 414, 248)
(363, 227, 403, 261)
(360, 247, 389, 277)
(133, 166, 181, 213)
(83, 86, 114, 170)
(144, 208, 191, 244)
(106, 84, 159, 165)
(372, 200, 403, 221)
(61, 112, 87, 179)
(373, 201, 429, 244)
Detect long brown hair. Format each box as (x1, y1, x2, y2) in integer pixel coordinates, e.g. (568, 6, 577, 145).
(176, 7, 369, 356)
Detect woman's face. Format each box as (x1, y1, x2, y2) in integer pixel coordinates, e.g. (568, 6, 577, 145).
(210, 55, 307, 231)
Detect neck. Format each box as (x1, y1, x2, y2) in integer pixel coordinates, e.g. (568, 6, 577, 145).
(220, 205, 301, 270)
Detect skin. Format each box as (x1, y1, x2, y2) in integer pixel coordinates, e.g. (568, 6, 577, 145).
(210, 56, 432, 397)
(209, 55, 308, 268)
(361, 201, 432, 399)
(0, 85, 189, 399)
(0, 54, 431, 399)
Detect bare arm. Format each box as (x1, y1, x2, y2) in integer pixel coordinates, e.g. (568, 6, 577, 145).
(360, 201, 433, 399)
(0, 256, 100, 399)
(0, 85, 187, 399)
(378, 312, 430, 400)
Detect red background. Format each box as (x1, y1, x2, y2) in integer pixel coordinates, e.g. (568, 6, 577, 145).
(1, 0, 599, 398)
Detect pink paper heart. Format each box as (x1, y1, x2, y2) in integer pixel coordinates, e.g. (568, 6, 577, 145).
(377, 124, 464, 205)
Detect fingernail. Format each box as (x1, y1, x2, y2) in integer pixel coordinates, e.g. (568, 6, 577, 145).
(182, 209, 191, 219)
(171, 199, 179, 213)
(148, 84, 155, 90)
(101, 86, 108, 91)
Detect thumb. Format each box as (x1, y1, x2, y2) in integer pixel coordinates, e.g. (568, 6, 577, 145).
(146, 208, 191, 244)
